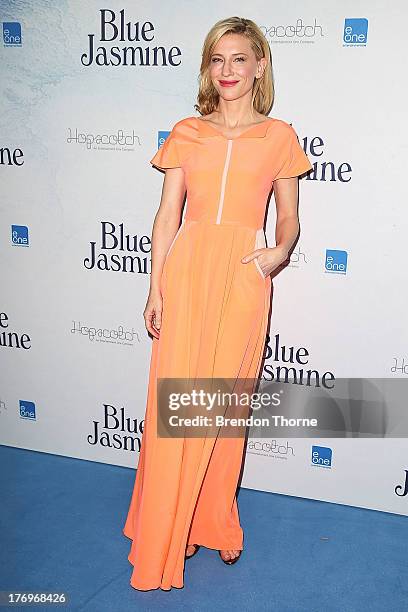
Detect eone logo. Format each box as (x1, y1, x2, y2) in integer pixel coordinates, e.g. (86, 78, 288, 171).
(325, 249, 347, 274)
(20, 400, 36, 420)
(343, 18, 368, 46)
(3, 22, 22, 46)
(11, 225, 29, 246)
(311, 445, 332, 468)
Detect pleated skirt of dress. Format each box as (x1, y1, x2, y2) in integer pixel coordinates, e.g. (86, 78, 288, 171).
(123, 219, 271, 591)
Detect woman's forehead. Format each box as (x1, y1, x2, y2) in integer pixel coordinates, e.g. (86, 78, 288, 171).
(212, 34, 252, 54)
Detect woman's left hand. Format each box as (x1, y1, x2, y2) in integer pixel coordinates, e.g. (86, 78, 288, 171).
(241, 246, 288, 278)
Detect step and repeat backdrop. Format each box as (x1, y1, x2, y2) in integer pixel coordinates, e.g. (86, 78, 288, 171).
(1, 1, 407, 516)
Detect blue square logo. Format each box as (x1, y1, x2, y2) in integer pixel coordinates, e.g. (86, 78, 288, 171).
(157, 130, 171, 149)
(325, 249, 347, 274)
(20, 400, 36, 420)
(343, 18, 368, 45)
(311, 445, 332, 468)
(11, 225, 29, 246)
(3, 22, 22, 46)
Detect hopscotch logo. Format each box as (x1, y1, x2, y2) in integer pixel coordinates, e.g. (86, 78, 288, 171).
(311, 445, 332, 468)
(66, 127, 139, 151)
(343, 18, 368, 46)
(19, 400, 36, 420)
(11, 225, 29, 246)
(264, 18, 324, 44)
(3, 22, 22, 46)
(391, 357, 408, 375)
(247, 439, 295, 459)
(288, 245, 307, 268)
(0, 398, 6, 415)
(325, 249, 347, 274)
(71, 319, 139, 345)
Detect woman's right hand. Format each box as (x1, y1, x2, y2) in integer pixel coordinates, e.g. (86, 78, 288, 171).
(144, 288, 163, 338)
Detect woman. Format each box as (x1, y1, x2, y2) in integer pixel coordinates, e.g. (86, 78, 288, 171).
(123, 16, 313, 591)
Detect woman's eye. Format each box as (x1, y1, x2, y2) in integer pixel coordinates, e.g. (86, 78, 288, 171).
(211, 57, 245, 62)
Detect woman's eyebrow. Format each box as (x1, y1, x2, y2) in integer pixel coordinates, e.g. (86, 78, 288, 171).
(211, 52, 249, 57)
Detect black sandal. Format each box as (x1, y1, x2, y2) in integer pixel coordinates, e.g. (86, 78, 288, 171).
(185, 544, 200, 559)
(218, 550, 242, 565)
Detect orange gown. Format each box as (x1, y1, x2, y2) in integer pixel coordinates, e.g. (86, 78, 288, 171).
(123, 115, 313, 591)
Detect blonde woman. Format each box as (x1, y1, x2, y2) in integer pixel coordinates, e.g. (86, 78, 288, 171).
(123, 16, 312, 591)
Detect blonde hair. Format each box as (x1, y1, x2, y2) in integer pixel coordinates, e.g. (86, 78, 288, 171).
(194, 16, 274, 117)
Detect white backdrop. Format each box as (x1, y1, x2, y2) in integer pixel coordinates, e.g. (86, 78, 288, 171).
(1, 1, 408, 516)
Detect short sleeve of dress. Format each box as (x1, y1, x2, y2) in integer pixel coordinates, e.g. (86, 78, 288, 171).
(273, 124, 313, 180)
(150, 126, 181, 170)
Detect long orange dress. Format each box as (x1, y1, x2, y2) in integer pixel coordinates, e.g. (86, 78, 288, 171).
(123, 115, 313, 591)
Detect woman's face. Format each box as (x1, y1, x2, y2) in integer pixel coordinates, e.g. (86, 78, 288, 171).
(208, 33, 266, 103)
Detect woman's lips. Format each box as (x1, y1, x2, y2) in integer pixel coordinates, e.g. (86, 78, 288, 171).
(218, 80, 239, 87)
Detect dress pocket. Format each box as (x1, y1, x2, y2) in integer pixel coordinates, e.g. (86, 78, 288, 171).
(253, 228, 267, 281)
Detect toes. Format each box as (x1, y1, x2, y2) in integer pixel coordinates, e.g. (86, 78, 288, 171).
(220, 549, 241, 561)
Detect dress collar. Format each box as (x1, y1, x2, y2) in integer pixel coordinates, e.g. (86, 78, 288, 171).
(195, 116, 272, 139)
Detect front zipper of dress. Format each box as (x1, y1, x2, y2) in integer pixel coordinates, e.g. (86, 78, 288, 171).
(215, 139, 233, 224)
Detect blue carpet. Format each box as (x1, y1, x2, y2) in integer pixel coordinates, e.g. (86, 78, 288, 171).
(1, 445, 407, 612)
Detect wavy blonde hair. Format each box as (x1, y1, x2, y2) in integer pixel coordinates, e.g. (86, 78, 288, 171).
(194, 16, 274, 117)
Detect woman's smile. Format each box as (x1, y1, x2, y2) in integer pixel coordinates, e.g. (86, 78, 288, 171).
(218, 80, 240, 87)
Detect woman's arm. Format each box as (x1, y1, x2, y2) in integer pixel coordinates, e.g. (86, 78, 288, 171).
(144, 167, 186, 337)
(273, 175, 300, 262)
(241, 176, 300, 277)
(150, 167, 186, 292)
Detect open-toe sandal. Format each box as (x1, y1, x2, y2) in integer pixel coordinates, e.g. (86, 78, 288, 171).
(185, 544, 200, 559)
(218, 550, 242, 565)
